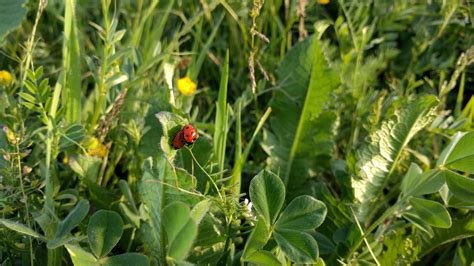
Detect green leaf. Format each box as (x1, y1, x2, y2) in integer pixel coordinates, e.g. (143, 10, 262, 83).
(88, 210, 124, 258)
(162, 202, 197, 261)
(249, 170, 285, 226)
(273, 229, 319, 263)
(401, 163, 423, 196)
(311, 231, 335, 255)
(420, 215, 474, 257)
(408, 197, 452, 228)
(59, 123, 85, 151)
(155, 111, 188, 158)
(65, 244, 98, 266)
(100, 253, 150, 266)
(213, 50, 229, 180)
(444, 170, 474, 203)
(401, 165, 444, 197)
(352, 96, 437, 221)
(0, 0, 27, 41)
(18, 92, 36, 104)
(263, 36, 340, 189)
(0, 219, 45, 240)
(438, 131, 474, 174)
(138, 157, 164, 263)
(52, 200, 90, 243)
(275, 195, 327, 230)
(63, 0, 82, 124)
(190, 199, 211, 224)
(69, 155, 102, 182)
(242, 216, 271, 257)
(242, 216, 280, 265)
(242, 250, 282, 266)
(402, 210, 434, 237)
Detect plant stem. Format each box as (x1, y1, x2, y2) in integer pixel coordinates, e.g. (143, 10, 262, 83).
(186, 147, 223, 200)
(15, 143, 33, 266)
(347, 200, 405, 260)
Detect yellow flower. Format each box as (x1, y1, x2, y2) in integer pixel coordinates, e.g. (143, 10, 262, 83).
(177, 76, 197, 96)
(319, 0, 330, 4)
(0, 70, 13, 87)
(83, 137, 108, 158)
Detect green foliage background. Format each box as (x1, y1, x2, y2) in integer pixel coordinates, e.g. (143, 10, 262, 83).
(0, 0, 474, 265)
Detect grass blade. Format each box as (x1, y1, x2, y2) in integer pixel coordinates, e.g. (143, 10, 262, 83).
(63, 0, 82, 124)
(213, 50, 229, 180)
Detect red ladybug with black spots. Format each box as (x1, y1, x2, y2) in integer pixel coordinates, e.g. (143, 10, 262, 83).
(182, 124, 199, 144)
(172, 130, 186, 149)
(172, 124, 199, 149)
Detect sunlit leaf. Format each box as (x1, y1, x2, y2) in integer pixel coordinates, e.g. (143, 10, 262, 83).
(352, 96, 437, 221)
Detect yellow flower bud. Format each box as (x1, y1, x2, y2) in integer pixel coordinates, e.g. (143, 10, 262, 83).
(177, 76, 197, 96)
(0, 70, 13, 87)
(319, 0, 330, 4)
(3, 126, 17, 144)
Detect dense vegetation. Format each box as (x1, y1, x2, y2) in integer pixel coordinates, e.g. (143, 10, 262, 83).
(1, 0, 474, 265)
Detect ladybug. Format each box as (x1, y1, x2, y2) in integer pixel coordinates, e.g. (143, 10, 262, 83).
(182, 124, 199, 144)
(172, 130, 186, 149)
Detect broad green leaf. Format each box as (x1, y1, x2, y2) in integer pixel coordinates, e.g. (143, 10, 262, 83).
(88, 210, 124, 258)
(401, 165, 444, 197)
(311, 231, 335, 255)
(273, 229, 319, 263)
(408, 197, 452, 228)
(440, 184, 474, 210)
(51, 199, 89, 247)
(444, 170, 474, 203)
(155, 111, 188, 158)
(242, 216, 279, 265)
(138, 157, 167, 263)
(100, 253, 150, 266)
(69, 155, 102, 182)
(352, 96, 437, 221)
(65, 244, 98, 266)
(401, 163, 423, 196)
(263, 36, 340, 189)
(249, 170, 285, 226)
(420, 215, 474, 257)
(0, 219, 45, 240)
(162, 202, 197, 261)
(0, 0, 27, 41)
(438, 131, 474, 174)
(242, 216, 271, 258)
(190, 199, 211, 224)
(275, 195, 327, 230)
